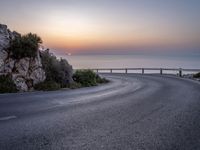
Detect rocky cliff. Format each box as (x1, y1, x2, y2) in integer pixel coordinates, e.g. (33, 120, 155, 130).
(0, 24, 46, 91)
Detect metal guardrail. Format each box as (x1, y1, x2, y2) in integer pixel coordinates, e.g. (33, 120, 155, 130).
(85, 68, 200, 77)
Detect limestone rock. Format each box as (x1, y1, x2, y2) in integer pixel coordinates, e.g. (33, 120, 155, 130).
(13, 76, 28, 92)
(30, 68, 46, 85)
(0, 50, 8, 73)
(29, 52, 43, 69)
(0, 24, 10, 49)
(15, 58, 30, 77)
(3, 58, 15, 73)
(0, 24, 46, 91)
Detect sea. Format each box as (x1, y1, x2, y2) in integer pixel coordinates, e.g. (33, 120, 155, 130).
(56, 52, 200, 74)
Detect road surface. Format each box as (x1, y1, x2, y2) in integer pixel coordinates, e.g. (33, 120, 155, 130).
(0, 74, 200, 150)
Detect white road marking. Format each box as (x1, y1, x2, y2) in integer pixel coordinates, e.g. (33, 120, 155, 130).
(0, 116, 17, 121)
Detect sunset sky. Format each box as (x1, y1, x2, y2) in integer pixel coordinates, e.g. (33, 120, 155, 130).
(0, 0, 200, 54)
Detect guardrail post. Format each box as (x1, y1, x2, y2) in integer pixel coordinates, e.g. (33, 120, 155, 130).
(96, 69, 99, 73)
(160, 68, 163, 75)
(110, 69, 112, 73)
(179, 68, 182, 77)
(142, 68, 144, 74)
(125, 69, 128, 74)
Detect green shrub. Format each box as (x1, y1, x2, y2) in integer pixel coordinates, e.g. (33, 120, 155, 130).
(73, 70, 97, 87)
(193, 72, 200, 78)
(96, 74, 109, 83)
(34, 81, 61, 91)
(40, 49, 73, 88)
(73, 70, 109, 87)
(0, 75, 18, 93)
(9, 33, 42, 59)
(67, 82, 82, 89)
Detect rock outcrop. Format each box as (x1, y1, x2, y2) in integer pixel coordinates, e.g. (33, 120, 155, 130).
(0, 24, 46, 91)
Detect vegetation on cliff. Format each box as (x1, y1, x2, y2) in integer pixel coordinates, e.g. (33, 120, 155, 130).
(35, 50, 108, 91)
(34, 80, 61, 91)
(9, 33, 42, 59)
(34, 49, 73, 91)
(40, 49, 73, 87)
(0, 75, 18, 93)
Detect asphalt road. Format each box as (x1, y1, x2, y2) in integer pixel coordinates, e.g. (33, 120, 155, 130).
(0, 74, 200, 150)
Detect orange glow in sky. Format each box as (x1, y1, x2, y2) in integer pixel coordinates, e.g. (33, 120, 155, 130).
(0, 0, 200, 54)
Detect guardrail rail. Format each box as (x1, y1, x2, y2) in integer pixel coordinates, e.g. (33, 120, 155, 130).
(84, 68, 200, 77)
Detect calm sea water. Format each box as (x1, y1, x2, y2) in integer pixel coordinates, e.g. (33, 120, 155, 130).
(57, 54, 200, 70)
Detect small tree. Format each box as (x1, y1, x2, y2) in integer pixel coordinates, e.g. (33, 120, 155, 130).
(58, 58, 73, 87)
(40, 49, 73, 88)
(9, 33, 42, 59)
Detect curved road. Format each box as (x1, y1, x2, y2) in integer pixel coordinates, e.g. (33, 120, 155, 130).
(0, 74, 200, 150)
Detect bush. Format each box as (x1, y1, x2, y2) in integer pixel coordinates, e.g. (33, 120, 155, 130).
(0, 75, 18, 93)
(40, 49, 73, 88)
(73, 70, 97, 87)
(34, 81, 61, 91)
(66, 82, 82, 89)
(193, 72, 200, 78)
(73, 70, 109, 87)
(9, 33, 42, 59)
(96, 74, 109, 84)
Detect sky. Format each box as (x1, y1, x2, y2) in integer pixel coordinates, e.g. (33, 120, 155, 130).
(0, 0, 200, 55)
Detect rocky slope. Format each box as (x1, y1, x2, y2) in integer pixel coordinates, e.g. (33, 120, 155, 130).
(0, 24, 46, 91)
